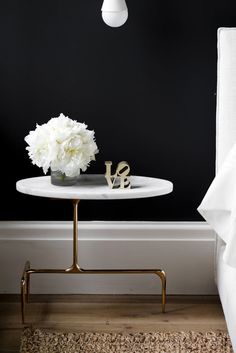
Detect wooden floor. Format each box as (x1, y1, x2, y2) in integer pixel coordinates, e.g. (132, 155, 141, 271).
(0, 295, 227, 353)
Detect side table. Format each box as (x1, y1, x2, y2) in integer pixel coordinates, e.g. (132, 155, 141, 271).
(16, 174, 173, 323)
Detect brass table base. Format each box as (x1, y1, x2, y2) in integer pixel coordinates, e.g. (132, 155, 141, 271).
(20, 200, 166, 324)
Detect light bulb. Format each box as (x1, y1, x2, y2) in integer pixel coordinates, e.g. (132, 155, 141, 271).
(102, 10, 128, 27)
(101, 0, 128, 28)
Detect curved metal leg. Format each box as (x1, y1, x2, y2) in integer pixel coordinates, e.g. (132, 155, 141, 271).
(155, 270, 166, 313)
(26, 273, 30, 303)
(21, 277, 26, 324)
(21, 261, 30, 324)
(19, 198, 167, 323)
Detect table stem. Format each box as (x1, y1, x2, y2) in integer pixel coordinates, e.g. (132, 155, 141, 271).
(72, 199, 80, 270)
(65, 199, 81, 273)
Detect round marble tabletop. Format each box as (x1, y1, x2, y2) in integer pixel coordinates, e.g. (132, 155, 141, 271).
(16, 175, 173, 200)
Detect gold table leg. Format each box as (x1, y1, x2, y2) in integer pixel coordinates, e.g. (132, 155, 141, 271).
(20, 199, 166, 324)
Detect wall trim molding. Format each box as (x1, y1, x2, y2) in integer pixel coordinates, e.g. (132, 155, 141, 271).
(0, 221, 215, 241)
(0, 221, 217, 295)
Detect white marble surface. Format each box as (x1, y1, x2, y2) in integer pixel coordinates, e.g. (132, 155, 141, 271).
(16, 174, 173, 200)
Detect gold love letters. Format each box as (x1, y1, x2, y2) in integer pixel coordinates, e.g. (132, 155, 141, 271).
(105, 161, 131, 189)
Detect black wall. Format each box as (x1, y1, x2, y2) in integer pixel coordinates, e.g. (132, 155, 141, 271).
(1, 0, 235, 221)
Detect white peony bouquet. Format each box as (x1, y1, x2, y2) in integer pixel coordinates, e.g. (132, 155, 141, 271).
(25, 113, 99, 177)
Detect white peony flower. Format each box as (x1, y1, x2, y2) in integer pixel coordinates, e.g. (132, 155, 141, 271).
(25, 113, 99, 177)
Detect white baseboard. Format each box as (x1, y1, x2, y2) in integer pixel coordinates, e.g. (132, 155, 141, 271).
(0, 221, 217, 295)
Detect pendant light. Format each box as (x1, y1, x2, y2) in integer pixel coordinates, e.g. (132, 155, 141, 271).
(101, 0, 128, 28)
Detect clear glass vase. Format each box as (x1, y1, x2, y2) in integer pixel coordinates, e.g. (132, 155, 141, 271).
(50, 170, 78, 186)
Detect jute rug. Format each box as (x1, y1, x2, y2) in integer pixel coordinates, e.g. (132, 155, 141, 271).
(20, 328, 233, 353)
